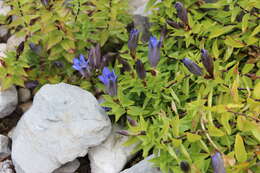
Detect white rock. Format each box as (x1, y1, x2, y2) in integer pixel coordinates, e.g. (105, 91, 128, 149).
(0, 26, 8, 38)
(18, 88, 31, 103)
(0, 1, 11, 16)
(120, 155, 161, 173)
(0, 135, 11, 158)
(129, 0, 161, 16)
(0, 44, 7, 58)
(53, 159, 80, 173)
(11, 83, 112, 173)
(0, 86, 18, 119)
(89, 126, 137, 173)
(6, 35, 25, 51)
(0, 160, 14, 173)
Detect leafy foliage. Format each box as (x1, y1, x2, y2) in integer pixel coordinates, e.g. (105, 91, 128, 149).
(101, 0, 260, 172)
(1, 0, 260, 172)
(0, 0, 131, 90)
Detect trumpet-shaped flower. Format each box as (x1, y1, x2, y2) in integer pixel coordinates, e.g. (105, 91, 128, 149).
(72, 54, 91, 78)
(211, 152, 226, 173)
(181, 58, 203, 76)
(99, 67, 118, 96)
(148, 36, 162, 68)
(201, 49, 214, 77)
(128, 29, 139, 56)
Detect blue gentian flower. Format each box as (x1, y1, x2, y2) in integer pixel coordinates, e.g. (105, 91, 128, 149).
(211, 152, 226, 173)
(180, 161, 190, 173)
(29, 43, 42, 56)
(201, 49, 214, 78)
(41, 0, 49, 6)
(88, 44, 101, 70)
(72, 54, 91, 78)
(99, 67, 118, 96)
(148, 36, 162, 68)
(135, 60, 146, 79)
(181, 58, 203, 76)
(175, 2, 189, 26)
(128, 29, 139, 57)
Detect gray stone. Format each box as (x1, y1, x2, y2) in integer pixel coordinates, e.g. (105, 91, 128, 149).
(120, 155, 161, 173)
(53, 159, 80, 173)
(18, 88, 31, 103)
(0, 26, 9, 42)
(0, 135, 10, 159)
(0, 160, 14, 173)
(11, 83, 112, 173)
(0, 86, 18, 119)
(6, 35, 25, 51)
(0, 1, 11, 16)
(89, 126, 137, 173)
(128, 0, 161, 16)
(0, 44, 6, 58)
(18, 102, 32, 113)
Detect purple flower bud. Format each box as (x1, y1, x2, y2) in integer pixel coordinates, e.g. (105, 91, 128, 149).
(118, 57, 131, 72)
(127, 116, 138, 126)
(116, 130, 130, 136)
(180, 161, 190, 173)
(29, 43, 42, 56)
(72, 54, 91, 78)
(166, 19, 182, 29)
(175, 2, 189, 26)
(41, 0, 49, 6)
(211, 152, 226, 173)
(181, 58, 203, 76)
(201, 49, 214, 78)
(53, 61, 64, 68)
(128, 29, 139, 57)
(148, 36, 162, 68)
(88, 44, 101, 70)
(98, 67, 118, 96)
(135, 60, 146, 79)
(25, 80, 39, 89)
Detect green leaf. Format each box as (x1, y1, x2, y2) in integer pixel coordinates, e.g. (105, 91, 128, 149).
(242, 14, 250, 32)
(212, 39, 219, 58)
(209, 26, 235, 39)
(250, 25, 260, 36)
(235, 134, 247, 162)
(242, 64, 254, 74)
(186, 132, 201, 142)
(47, 31, 63, 50)
(1, 77, 12, 90)
(208, 124, 225, 137)
(61, 39, 75, 52)
(253, 82, 260, 99)
(224, 36, 245, 48)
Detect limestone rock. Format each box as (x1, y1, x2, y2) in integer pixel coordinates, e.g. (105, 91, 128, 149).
(0, 160, 14, 173)
(0, 1, 11, 16)
(0, 135, 11, 160)
(120, 155, 161, 173)
(0, 44, 7, 58)
(0, 86, 18, 119)
(11, 83, 112, 173)
(53, 159, 80, 173)
(89, 126, 137, 173)
(6, 35, 25, 51)
(18, 88, 31, 103)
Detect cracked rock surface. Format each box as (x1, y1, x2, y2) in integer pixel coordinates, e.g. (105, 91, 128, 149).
(11, 83, 111, 173)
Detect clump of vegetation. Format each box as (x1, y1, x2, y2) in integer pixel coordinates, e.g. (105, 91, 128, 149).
(1, 0, 260, 172)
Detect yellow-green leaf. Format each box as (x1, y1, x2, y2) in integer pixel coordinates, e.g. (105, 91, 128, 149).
(250, 25, 260, 36)
(224, 36, 245, 48)
(242, 14, 250, 32)
(186, 132, 201, 142)
(208, 124, 225, 137)
(212, 39, 219, 58)
(235, 134, 247, 162)
(209, 26, 235, 39)
(253, 82, 260, 99)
